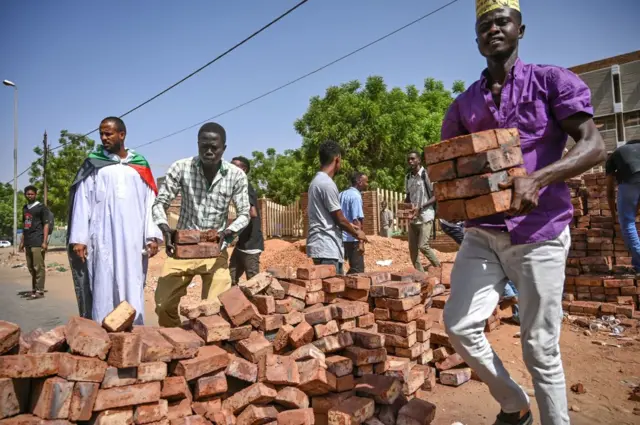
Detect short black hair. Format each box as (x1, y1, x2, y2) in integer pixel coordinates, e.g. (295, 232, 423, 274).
(319, 140, 342, 167)
(350, 171, 365, 186)
(408, 150, 422, 160)
(101, 117, 126, 133)
(198, 122, 227, 144)
(24, 185, 38, 194)
(232, 156, 251, 173)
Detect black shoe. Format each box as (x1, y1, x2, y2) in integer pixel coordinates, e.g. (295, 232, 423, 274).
(493, 410, 533, 425)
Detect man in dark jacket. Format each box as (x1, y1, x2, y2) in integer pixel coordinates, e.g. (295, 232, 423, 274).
(19, 185, 51, 299)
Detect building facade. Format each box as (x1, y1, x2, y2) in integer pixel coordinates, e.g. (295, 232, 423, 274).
(568, 50, 640, 152)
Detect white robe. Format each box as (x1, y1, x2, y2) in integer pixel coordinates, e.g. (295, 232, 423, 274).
(69, 158, 163, 325)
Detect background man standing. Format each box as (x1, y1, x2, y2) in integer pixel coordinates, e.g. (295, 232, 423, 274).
(441, 2, 605, 424)
(229, 156, 264, 284)
(68, 117, 162, 323)
(340, 171, 368, 274)
(153, 122, 249, 327)
(307, 140, 367, 275)
(380, 200, 394, 238)
(405, 150, 441, 272)
(19, 185, 51, 300)
(606, 139, 640, 273)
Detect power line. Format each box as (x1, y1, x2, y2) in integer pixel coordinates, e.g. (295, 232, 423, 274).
(133, 0, 460, 150)
(6, 0, 310, 184)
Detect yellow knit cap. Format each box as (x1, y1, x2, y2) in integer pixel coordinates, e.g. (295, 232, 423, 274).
(476, 0, 520, 18)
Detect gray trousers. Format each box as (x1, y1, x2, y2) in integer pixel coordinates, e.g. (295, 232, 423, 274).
(444, 227, 570, 425)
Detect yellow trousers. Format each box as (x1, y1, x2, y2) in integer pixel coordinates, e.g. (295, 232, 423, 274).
(155, 250, 231, 327)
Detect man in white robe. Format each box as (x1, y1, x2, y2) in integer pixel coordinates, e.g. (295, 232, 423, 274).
(68, 117, 163, 324)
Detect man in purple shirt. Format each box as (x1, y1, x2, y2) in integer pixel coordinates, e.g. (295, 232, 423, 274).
(442, 2, 605, 425)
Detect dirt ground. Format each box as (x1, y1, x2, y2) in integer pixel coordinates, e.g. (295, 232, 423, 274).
(1, 242, 639, 425)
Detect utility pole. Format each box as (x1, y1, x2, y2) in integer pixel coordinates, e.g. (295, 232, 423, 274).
(43, 131, 48, 206)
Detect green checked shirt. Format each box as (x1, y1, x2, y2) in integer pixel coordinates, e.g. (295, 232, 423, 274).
(152, 157, 250, 235)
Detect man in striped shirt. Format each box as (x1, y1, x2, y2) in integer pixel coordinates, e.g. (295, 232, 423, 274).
(152, 122, 250, 327)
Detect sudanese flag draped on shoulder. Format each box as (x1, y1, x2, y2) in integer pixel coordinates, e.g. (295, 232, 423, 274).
(67, 147, 157, 319)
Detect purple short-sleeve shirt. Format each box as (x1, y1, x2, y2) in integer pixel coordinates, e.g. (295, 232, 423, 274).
(441, 59, 594, 245)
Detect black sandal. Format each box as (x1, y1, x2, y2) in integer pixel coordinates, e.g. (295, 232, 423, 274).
(27, 291, 45, 300)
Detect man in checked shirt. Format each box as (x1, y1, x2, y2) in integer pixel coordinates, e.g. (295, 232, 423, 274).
(152, 122, 250, 327)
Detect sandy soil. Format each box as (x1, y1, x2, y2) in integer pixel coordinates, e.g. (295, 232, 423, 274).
(1, 245, 639, 425)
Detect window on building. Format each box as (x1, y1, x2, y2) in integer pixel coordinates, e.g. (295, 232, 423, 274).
(613, 73, 622, 104)
(624, 111, 640, 127)
(594, 115, 617, 131)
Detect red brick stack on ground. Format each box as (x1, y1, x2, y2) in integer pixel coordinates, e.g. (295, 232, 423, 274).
(0, 264, 444, 425)
(562, 172, 640, 326)
(424, 128, 525, 221)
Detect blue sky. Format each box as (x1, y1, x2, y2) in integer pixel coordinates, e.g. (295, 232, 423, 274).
(1, 0, 639, 186)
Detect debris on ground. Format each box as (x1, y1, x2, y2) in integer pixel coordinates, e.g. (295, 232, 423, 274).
(571, 383, 587, 394)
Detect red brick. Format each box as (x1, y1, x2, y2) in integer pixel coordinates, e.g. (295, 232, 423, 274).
(323, 278, 346, 293)
(277, 408, 314, 425)
(133, 327, 174, 363)
(265, 279, 286, 300)
(102, 301, 137, 333)
(339, 319, 357, 331)
(192, 315, 230, 343)
(313, 332, 354, 354)
(357, 313, 375, 328)
(138, 362, 168, 383)
(328, 396, 375, 425)
(465, 190, 512, 220)
(402, 367, 426, 395)
(333, 302, 369, 319)
(191, 399, 221, 418)
(390, 305, 425, 323)
(297, 265, 336, 280)
(271, 324, 294, 352)
(101, 366, 137, 389)
(92, 408, 135, 424)
(311, 392, 355, 415)
(236, 332, 273, 364)
(221, 383, 277, 414)
(455, 145, 523, 178)
(236, 405, 277, 425)
(259, 354, 300, 386)
(18, 328, 44, 355)
(603, 278, 634, 288)
(173, 345, 229, 382)
(373, 308, 390, 321)
(167, 398, 193, 422)
(134, 399, 168, 424)
(28, 326, 66, 354)
(435, 353, 465, 371)
(291, 278, 323, 292)
(172, 414, 212, 425)
(174, 229, 202, 244)
(0, 321, 20, 355)
(252, 295, 275, 315)
(304, 306, 335, 325)
(344, 275, 371, 290)
(58, 353, 107, 382)
(344, 346, 387, 366)
(426, 160, 456, 182)
(158, 328, 204, 360)
(436, 199, 467, 221)
(315, 320, 340, 339)
(218, 287, 256, 327)
(281, 282, 307, 301)
(397, 399, 437, 425)
(30, 376, 74, 419)
(298, 359, 337, 396)
(229, 324, 253, 342)
(290, 344, 326, 362)
(289, 322, 314, 349)
(174, 242, 220, 259)
(69, 382, 99, 422)
(207, 409, 236, 425)
(371, 282, 421, 299)
(0, 353, 59, 379)
(276, 297, 306, 314)
(376, 295, 422, 312)
(107, 332, 142, 368)
(161, 376, 190, 402)
(194, 371, 227, 400)
(350, 328, 385, 349)
(439, 368, 471, 387)
(238, 272, 273, 296)
(424, 129, 505, 165)
(430, 328, 451, 347)
(275, 387, 309, 409)
(65, 317, 111, 360)
(435, 171, 511, 202)
(267, 266, 297, 280)
(355, 374, 402, 405)
(226, 355, 258, 383)
(0, 378, 25, 419)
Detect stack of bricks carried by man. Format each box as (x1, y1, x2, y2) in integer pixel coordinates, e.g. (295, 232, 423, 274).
(424, 128, 525, 222)
(0, 257, 512, 425)
(173, 230, 221, 259)
(563, 172, 640, 324)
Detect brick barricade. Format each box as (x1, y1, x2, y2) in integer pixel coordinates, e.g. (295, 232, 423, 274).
(0, 262, 504, 425)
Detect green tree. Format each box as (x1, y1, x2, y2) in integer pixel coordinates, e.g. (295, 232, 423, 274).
(249, 148, 304, 205)
(29, 130, 95, 222)
(294, 76, 464, 192)
(0, 183, 19, 240)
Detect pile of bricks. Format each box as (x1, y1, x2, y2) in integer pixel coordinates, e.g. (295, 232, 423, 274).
(174, 230, 220, 259)
(563, 172, 640, 325)
(424, 128, 525, 222)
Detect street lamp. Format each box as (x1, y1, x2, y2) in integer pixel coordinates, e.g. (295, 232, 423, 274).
(3, 80, 18, 254)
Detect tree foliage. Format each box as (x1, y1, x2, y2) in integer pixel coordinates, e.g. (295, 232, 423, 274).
(293, 76, 464, 192)
(0, 183, 19, 240)
(249, 148, 305, 205)
(29, 131, 95, 222)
